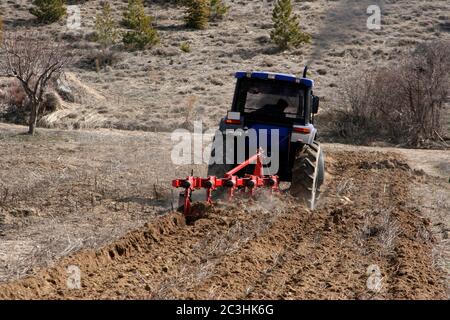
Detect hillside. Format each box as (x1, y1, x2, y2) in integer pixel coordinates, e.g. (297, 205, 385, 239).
(1, 0, 449, 131)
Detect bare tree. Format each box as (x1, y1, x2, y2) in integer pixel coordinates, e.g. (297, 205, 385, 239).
(0, 32, 71, 135)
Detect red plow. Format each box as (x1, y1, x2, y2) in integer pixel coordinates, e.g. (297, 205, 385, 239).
(172, 150, 279, 217)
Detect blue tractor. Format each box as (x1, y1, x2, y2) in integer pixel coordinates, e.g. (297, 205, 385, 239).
(207, 67, 325, 209)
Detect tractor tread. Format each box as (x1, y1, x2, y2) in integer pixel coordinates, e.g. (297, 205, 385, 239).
(305, 148, 317, 159)
(304, 158, 315, 170)
(290, 143, 323, 210)
(309, 142, 319, 152)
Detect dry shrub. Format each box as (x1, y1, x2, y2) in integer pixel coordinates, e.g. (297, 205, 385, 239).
(180, 95, 197, 130)
(94, 2, 120, 49)
(0, 79, 65, 125)
(123, 0, 147, 30)
(79, 48, 121, 71)
(30, 0, 67, 24)
(0, 80, 28, 124)
(325, 41, 450, 147)
(42, 91, 63, 113)
(184, 0, 210, 30)
(5, 80, 28, 108)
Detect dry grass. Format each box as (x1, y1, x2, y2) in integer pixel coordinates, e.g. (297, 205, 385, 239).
(0, 0, 448, 298)
(356, 207, 403, 258)
(1, 0, 448, 132)
(335, 178, 355, 196)
(0, 124, 202, 283)
(377, 209, 402, 255)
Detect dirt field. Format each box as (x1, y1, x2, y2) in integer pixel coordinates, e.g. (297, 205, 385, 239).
(0, 124, 448, 299)
(0, 0, 449, 300)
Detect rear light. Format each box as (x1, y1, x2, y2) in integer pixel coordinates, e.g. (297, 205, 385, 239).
(293, 127, 311, 134)
(225, 111, 241, 125)
(225, 119, 241, 125)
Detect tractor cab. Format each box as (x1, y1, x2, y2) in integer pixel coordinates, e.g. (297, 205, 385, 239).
(211, 69, 321, 182)
(231, 71, 318, 128)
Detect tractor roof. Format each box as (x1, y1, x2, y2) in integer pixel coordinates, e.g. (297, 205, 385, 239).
(235, 71, 314, 88)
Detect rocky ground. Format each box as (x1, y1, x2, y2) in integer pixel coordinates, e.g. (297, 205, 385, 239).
(0, 124, 448, 299)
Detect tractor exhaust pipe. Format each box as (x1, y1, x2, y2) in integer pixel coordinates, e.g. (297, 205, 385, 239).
(303, 66, 308, 78)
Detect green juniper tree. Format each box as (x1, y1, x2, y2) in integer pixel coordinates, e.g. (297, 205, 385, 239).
(209, 0, 228, 21)
(122, 1, 159, 50)
(122, 23, 159, 50)
(95, 3, 120, 50)
(184, 0, 210, 30)
(270, 0, 311, 50)
(123, 0, 147, 29)
(94, 3, 120, 69)
(30, 0, 66, 24)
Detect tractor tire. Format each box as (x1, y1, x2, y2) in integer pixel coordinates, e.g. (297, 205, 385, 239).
(291, 142, 324, 210)
(317, 149, 325, 188)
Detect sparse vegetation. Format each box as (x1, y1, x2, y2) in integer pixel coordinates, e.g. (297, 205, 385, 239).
(123, 0, 148, 30)
(184, 0, 210, 30)
(209, 0, 228, 21)
(94, 3, 120, 70)
(180, 41, 191, 52)
(122, 24, 159, 50)
(0, 16, 3, 44)
(5, 80, 28, 109)
(270, 0, 311, 50)
(95, 3, 120, 49)
(30, 0, 67, 24)
(361, 208, 402, 257)
(122, 0, 159, 50)
(327, 41, 450, 147)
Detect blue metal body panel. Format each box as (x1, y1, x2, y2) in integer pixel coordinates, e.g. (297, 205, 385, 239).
(246, 123, 291, 155)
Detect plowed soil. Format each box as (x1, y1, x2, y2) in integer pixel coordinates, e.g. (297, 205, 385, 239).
(0, 151, 447, 300)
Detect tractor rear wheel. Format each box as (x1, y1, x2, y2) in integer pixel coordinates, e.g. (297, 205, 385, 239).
(291, 142, 324, 210)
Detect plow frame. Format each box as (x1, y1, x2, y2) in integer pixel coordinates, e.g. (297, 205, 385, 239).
(172, 150, 279, 216)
